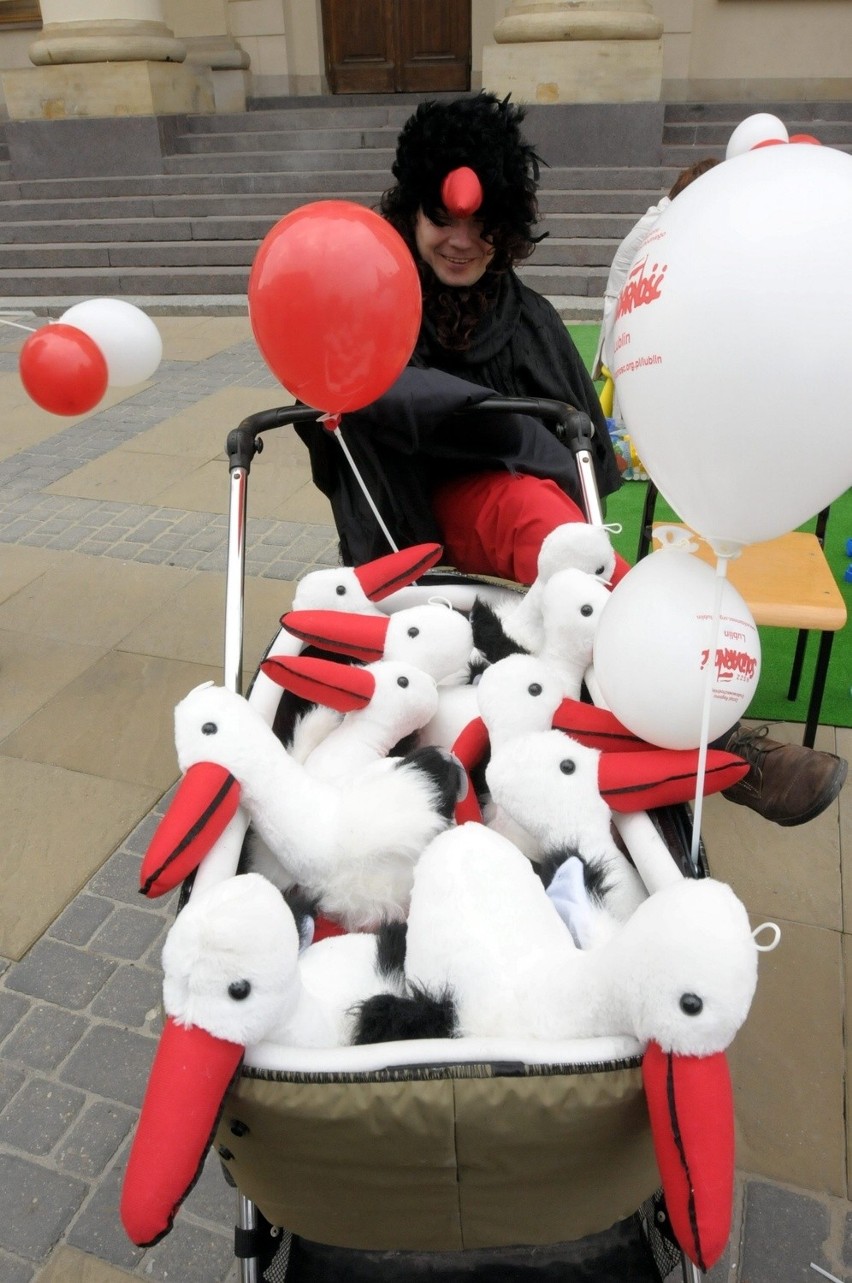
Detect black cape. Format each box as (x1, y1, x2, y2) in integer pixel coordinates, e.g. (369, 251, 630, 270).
(296, 270, 621, 565)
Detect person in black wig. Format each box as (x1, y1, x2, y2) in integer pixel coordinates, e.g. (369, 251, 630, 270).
(295, 93, 847, 826)
(297, 90, 628, 586)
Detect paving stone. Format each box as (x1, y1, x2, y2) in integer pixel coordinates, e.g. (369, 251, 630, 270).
(65, 1160, 146, 1273)
(740, 1180, 832, 1282)
(5, 939, 116, 1011)
(0, 1249, 36, 1282)
(61, 1024, 156, 1110)
(88, 850, 156, 907)
(139, 1216, 234, 1283)
(89, 906, 165, 961)
(122, 813, 163, 857)
(0, 1061, 26, 1112)
(0, 989, 29, 1043)
(55, 1099, 136, 1179)
(180, 1149, 238, 1228)
(0, 1152, 87, 1262)
(89, 963, 163, 1028)
(48, 894, 114, 947)
(1, 1005, 88, 1071)
(0, 1077, 87, 1156)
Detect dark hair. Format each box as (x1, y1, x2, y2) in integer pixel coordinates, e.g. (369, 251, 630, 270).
(668, 157, 720, 200)
(380, 91, 543, 273)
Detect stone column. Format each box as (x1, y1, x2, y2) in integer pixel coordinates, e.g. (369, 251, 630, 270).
(3, 0, 214, 119)
(483, 0, 664, 103)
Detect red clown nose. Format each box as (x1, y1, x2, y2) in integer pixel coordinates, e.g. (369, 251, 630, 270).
(441, 167, 483, 219)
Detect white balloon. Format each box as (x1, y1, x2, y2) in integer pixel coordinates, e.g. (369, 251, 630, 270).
(593, 549, 761, 751)
(59, 298, 163, 387)
(725, 112, 788, 159)
(610, 144, 852, 555)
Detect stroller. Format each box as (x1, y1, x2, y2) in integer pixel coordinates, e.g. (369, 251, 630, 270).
(122, 398, 746, 1283)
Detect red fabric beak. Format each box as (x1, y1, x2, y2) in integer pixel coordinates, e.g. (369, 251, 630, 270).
(552, 698, 646, 752)
(642, 1041, 735, 1271)
(139, 763, 241, 897)
(353, 543, 443, 600)
(279, 609, 390, 662)
(597, 749, 748, 812)
(441, 166, 484, 218)
(450, 717, 489, 823)
(261, 654, 375, 711)
(121, 1017, 244, 1247)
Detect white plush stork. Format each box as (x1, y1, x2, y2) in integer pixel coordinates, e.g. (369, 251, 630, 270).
(121, 872, 397, 1248)
(470, 522, 617, 660)
(260, 654, 440, 782)
(138, 682, 459, 930)
(390, 820, 762, 1273)
(279, 599, 475, 687)
(289, 542, 444, 615)
(536, 568, 611, 698)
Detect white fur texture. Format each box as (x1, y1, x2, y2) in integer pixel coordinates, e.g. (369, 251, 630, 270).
(174, 684, 451, 929)
(405, 824, 757, 1053)
(382, 603, 474, 686)
(535, 568, 611, 699)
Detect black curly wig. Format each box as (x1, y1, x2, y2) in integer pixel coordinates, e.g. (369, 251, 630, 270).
(380, 91, 544, 273)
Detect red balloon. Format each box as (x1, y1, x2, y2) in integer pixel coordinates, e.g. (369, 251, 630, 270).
(789, 133, 822, 145)
(441, 166, 484, 218)
(248, 201, 422, 415)
(19, 323, 108, 416)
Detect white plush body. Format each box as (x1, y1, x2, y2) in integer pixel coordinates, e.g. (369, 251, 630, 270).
(492, 524, 616, 654)
(404, 824, 757, 1053)
(176, 683, 451, 929)
(162, 873, 394, 1050)
(486, 730, 649, 928)
(533, 568, 611, 698)
(300, 660, 439, 783)
(376, 602, 475, 686)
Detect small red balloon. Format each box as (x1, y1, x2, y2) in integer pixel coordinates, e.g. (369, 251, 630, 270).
(19, 324, 108, 416)
(248, 201, 422, 415)
(441, 167, 484, 219)
(789, 133, 822, 145)
(750, 137, 787, 150)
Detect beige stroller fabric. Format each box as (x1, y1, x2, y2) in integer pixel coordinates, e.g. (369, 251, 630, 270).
(215, 1060, 658, 1252)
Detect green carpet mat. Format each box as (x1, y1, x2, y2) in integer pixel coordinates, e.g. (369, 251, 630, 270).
(570, 322, 851, 729)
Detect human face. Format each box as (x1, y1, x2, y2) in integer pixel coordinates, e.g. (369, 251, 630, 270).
(414, 209, 495, 287)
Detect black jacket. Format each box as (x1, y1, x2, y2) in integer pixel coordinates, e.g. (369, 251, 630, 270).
(296, 270, 621, 565)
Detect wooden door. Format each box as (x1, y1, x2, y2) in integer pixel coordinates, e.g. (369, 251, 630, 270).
(321, 0, 471, 94)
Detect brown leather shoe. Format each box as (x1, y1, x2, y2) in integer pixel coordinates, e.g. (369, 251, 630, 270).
(721, 724, 848, 827)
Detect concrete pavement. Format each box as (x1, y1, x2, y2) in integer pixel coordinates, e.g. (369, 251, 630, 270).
(0, 313, 849, 1283)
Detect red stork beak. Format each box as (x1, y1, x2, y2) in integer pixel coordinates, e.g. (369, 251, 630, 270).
(597, 748, 749, 813)
(139, 763, 241, 897)
(353, 543, 443, 601)
(552, 698, 646, 752)
(121, 1016, 244, 1247)
(279, 609, 390, 663)
(261, 654, 375, 712)
(642, 1041, 735, 1271)
(450, 716, 489, 823)
(441, 166, 484, 218)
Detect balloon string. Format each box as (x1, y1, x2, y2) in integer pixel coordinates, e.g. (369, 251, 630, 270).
(0, 315, 37, 332)
(330, 423, 399, 554)
(689, 556, 729, 870)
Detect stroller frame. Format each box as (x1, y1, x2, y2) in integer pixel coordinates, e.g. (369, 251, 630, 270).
(214, 398, 704, 1283)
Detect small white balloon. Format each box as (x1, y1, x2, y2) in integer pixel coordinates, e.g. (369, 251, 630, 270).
(593, 549, 761, 750)
(59, 298, 163, 387)
(725, 113, 788, 159)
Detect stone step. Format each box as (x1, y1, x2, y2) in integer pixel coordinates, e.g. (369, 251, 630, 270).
(517, 263, 608, 297)
(0, 264, 252, 296)
(171, 125, 400, 153)
(663, 100, 852, 124)
(184, 104, 415, 132)
(661, 141, 852, 167)
(163, 148, 395, 175)
(0, 239, 260, 269)
(662, 119, 852, 147)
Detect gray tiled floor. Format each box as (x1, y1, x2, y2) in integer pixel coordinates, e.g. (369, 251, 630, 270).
(0, 313, 848, 1283)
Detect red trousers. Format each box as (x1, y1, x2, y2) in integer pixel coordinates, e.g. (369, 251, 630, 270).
(432, 471, 631, 587)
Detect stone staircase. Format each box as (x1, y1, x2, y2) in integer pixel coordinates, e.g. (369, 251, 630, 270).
(0, 97, 849, 313)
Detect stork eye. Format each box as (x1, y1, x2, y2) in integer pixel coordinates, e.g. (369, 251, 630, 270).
(559, 759, 576, 775)
(407, 626, 420, 638)
(580, 604, 594, 617)
(201, 722, 218, 736)
(397, 675, 409, 688)
(228, 979, 251, 1001)
(595, 564, 606, 576)
(527, 682, 543, 697)
(679, 993, 703, 1016)
(335, 584, 346, 596)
